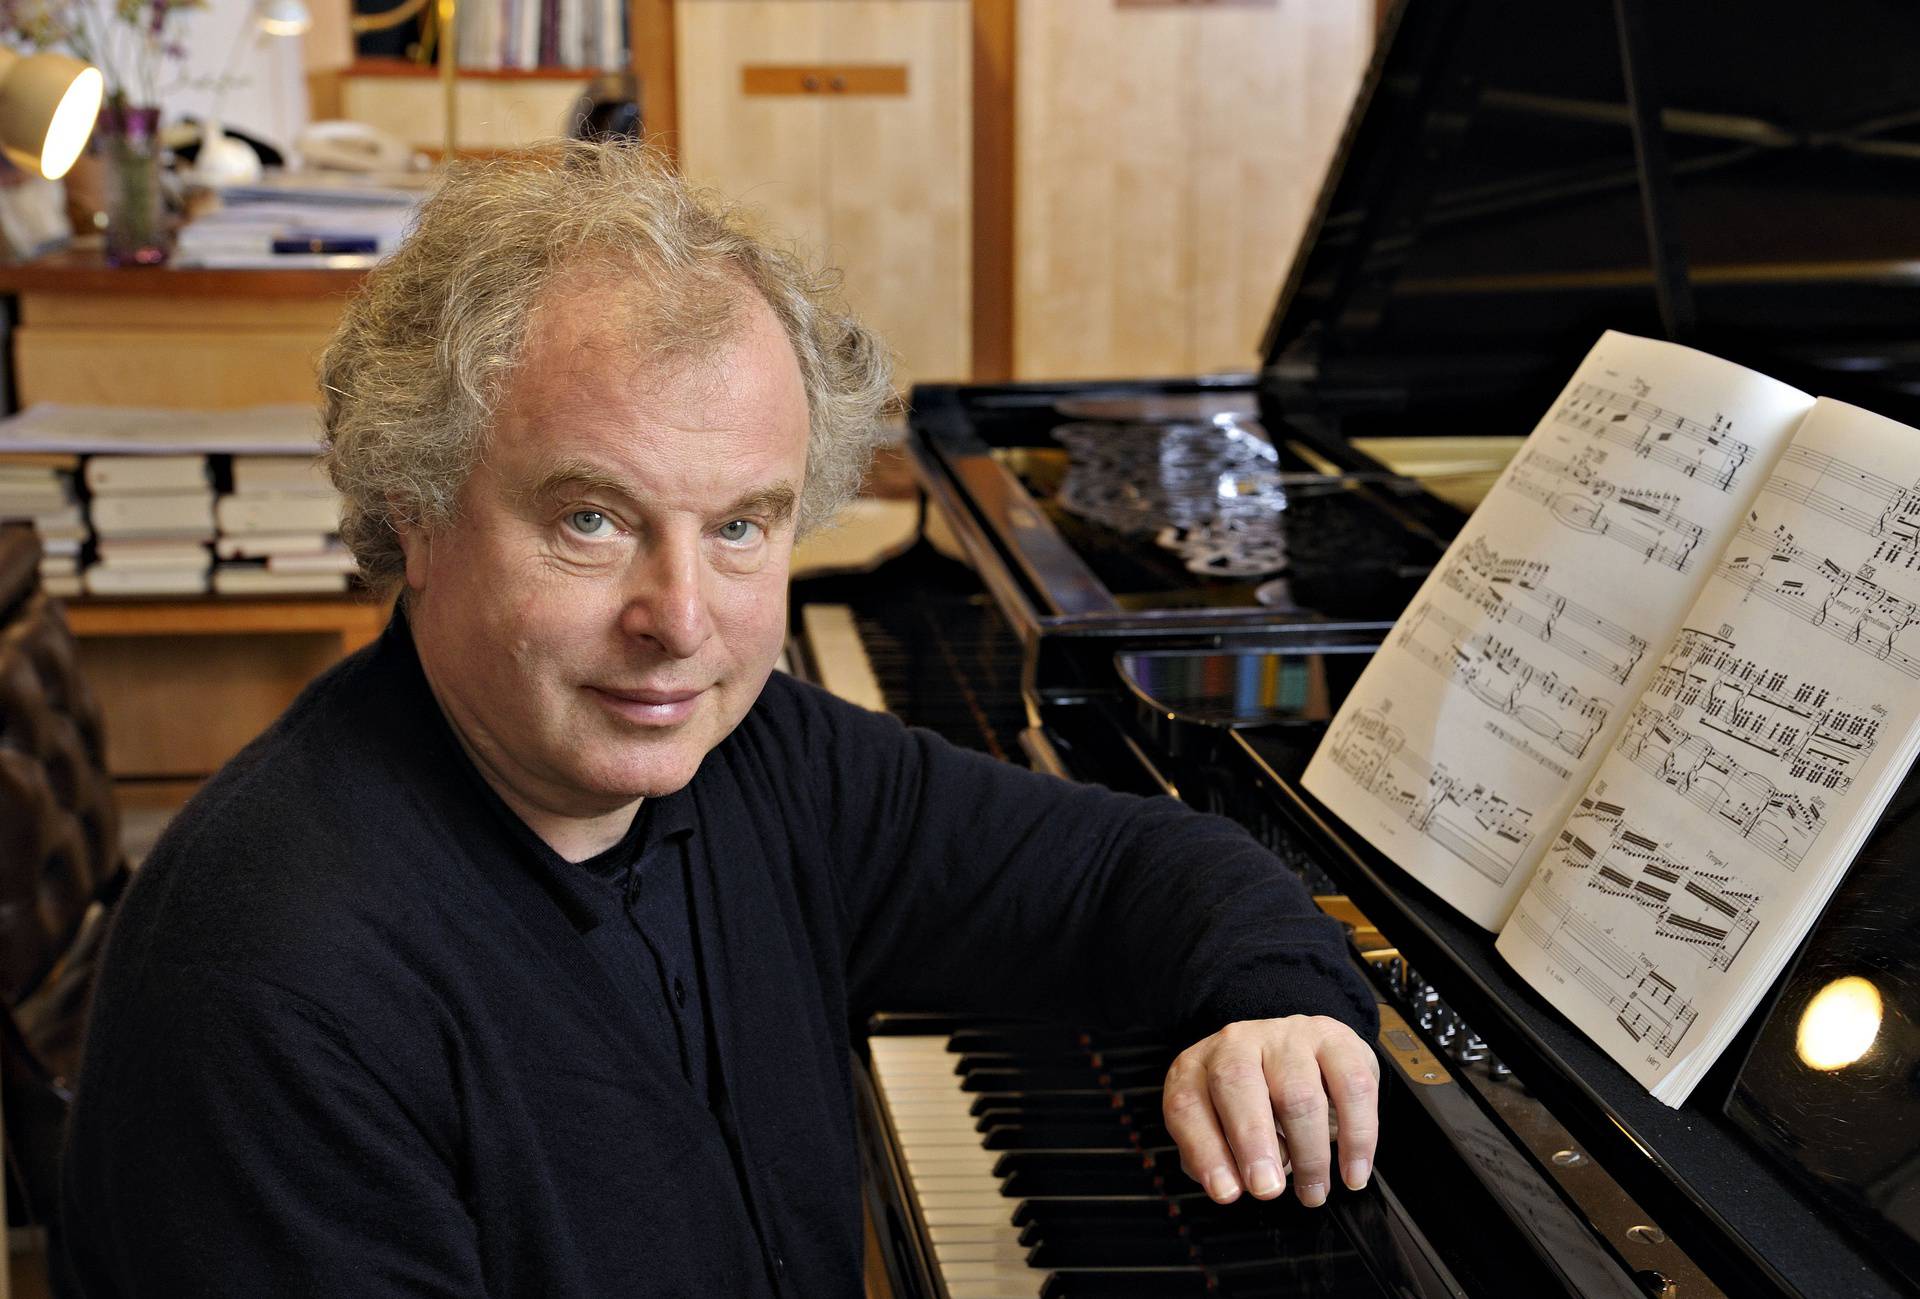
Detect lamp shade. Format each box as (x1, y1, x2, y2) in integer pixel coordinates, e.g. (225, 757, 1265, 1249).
(257, 0, 314, 36)
(0, 48, 103, 180)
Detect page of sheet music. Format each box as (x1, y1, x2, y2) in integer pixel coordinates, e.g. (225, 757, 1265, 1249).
(1301, 331, 1816, 930)
(1497, 398, 1920, 1101)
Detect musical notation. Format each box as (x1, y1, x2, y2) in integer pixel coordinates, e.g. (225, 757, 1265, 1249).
(1550, 799, 1761, 976)
(1439, 538, 1649, 686)
(1398, 600, 1610, 758)
(1717, 519, 1920, 680)
(1506, 860, 1702, 1061)
(1325, 705, 1536, 886)
(1504, 447, 1708, 574)
(1615, 702, 1825, 869)
(1647, 628, 1883, 792)
(1554, 382, 1755, 493)
(1761, 443, 1920, 568)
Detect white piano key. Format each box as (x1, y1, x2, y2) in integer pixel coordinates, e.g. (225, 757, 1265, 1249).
(872, 1034, 1040, 1299)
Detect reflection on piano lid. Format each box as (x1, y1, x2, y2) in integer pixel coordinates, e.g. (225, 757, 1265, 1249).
(1115, 647, 1374, 731)
(1728, 772, 1920, 1294)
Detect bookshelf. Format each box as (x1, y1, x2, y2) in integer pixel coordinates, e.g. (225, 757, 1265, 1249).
(0, 251, 375, 780)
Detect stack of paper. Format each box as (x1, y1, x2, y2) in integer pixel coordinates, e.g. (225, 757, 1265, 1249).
(213, 454, 354, 594)
(82, 454, 215, 595)
(0, 455, 84, 596)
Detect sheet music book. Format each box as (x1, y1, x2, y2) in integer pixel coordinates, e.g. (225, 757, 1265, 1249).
(1302, 330, 1920, 1105)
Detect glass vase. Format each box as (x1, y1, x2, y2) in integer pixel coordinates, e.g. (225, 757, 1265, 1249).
(99, 104, 170, 267)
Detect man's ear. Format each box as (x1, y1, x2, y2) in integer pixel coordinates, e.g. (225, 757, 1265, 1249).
(396, 521, 433, 593)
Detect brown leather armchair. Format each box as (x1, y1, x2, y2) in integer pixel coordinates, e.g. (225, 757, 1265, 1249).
(0, 523, 127, 1229)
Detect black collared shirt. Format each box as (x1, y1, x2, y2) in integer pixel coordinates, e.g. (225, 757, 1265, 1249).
(554, 794, 712, 1106)
(59, 610, 1376, 1297)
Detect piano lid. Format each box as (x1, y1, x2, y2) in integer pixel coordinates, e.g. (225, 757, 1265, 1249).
(1261, 0, 1920, 425)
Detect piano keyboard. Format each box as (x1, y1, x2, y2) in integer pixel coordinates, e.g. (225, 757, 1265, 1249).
(867, 1027, 1395, 1299)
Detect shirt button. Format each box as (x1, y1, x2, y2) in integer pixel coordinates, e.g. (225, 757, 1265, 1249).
(770, 1252, 786, 1277)
(672, 976, 687, 1008)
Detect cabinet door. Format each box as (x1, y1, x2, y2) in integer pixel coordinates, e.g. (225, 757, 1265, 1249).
(1015, 0, 1372, 380)
(676, 0, 832, 256)
(822, 0, 971, 387)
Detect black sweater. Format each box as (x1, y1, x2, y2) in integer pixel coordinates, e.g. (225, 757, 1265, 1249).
(58, 613, 1375, 1297)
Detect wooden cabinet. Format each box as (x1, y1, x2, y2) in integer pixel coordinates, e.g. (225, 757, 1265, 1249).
(338, 62, 599, 154)
(675, 0, 971, 388)
(1013, 0, 1372, 380)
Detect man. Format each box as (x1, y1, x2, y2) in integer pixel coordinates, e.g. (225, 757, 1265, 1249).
(59, 142, 1380, 1296)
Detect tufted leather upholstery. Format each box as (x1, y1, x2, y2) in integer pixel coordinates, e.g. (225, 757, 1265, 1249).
(0, 522, 127, 1227)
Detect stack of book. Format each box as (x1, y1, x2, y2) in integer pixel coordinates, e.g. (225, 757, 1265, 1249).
(212, 455, 355, 595)
(0, 454, 84, 596)
(82, 454, 215, 596)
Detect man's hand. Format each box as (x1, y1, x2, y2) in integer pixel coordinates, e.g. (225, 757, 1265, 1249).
(1162, 1015, 1380, 1208)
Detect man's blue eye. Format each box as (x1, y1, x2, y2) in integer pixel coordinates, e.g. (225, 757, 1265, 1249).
(567, 510, 610, 536)
(719, 519, 759, 543)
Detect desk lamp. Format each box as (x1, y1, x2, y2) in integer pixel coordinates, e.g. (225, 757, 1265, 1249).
(196, 0, 314, 183)
(0, 49, 103, 181)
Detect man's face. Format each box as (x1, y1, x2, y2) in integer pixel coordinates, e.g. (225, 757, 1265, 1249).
(401, 281, 812, 830)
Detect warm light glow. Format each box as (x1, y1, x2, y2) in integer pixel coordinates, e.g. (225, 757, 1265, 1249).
(256, 0, 313, 35)
(1796, 975, 1884, 1071)
(38, 64, 101, 180)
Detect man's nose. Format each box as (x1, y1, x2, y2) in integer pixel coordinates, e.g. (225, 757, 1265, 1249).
(619, 536, 715, 659)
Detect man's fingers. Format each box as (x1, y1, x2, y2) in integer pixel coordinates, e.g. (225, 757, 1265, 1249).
(1204, 1036, 1290, 1202)
(1321, 1030, 1382, 1191)
(1162, 1051, 1242, 1204)
(1267, 1034, 1333, 1207)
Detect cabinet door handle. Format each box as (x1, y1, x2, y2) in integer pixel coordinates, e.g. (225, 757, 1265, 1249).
(741, 65, 909, 97)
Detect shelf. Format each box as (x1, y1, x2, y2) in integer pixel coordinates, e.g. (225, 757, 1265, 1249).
(62, 595, 388, 644)
(345, 57, 620, 81)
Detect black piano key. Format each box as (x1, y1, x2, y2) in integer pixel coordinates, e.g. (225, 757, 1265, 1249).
(1011, 1199, 1179, 1229)
(982, 1122, 1147, 1151)
(1039, 1270, 1213, 1298)
(980, 1121, 1175, 1152)
(1027, 1237, 1196, 1267)
(994, 1151, 1169, 1197)
(953, 1044, 1175, 1072)
(972, 1089, 1164, 1113)
(946, 1025, 1168, 1055)
(960, 1062, 1166, 1091)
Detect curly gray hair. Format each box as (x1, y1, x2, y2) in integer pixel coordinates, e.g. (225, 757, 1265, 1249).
(320, 140, 896, 592)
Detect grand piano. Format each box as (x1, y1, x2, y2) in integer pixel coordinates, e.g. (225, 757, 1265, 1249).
(791, 2, 1920, 1295)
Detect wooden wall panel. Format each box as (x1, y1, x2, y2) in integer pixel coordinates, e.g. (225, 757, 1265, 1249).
(1186, 0, 1371, 371)
(339, 74, 588, 151)
(823, 0, 970, 387)
(677, 0, 969, 390)
(1015, 0, 1371, 380)
(970, 0, 1016, 381)
(631, 0, 679, 157)
(677, 1, 832, 254)
(1015, 0, 1191, 380)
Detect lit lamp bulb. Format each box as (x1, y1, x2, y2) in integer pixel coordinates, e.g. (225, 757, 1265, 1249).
(256, 0, 313, 37)
(0, 49, 104, 180)
(1795, 975, 1884, 1072)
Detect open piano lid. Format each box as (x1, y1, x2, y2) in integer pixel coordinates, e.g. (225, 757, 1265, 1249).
(1261, 0, 1920, 428)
